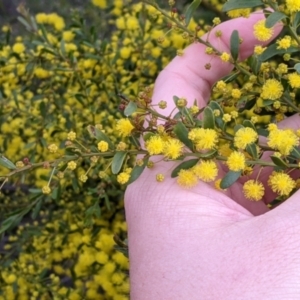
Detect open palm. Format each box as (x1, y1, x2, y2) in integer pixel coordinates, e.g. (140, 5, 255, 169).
(125, 12, 300, 300)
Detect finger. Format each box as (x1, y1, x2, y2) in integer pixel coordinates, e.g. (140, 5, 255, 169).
(152, 12, 282, 117)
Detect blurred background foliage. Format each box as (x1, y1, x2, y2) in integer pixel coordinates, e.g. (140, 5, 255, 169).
(0, 0, 226, 299)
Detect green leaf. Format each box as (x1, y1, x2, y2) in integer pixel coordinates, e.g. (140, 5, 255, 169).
(51, 185, 61, 202)
(220, 170, 241, 189)
(173, 122, 194, 150)
(257, 128, 269, 137)
(185, 0, 202, 26)
(143, 132, 155, 142)
(292, 11, 300, 28)
(128, 157, 149, 184)
(171, 159, 199, 178)
(294, 63, 300, 74)
(124, 101, 137, 117)
(203, 106, 215, 129)
(291, 147, 300, 159)
(243, 120, 256, 130)
(17, 16, 31, 30)
(245, 143, 258, 159)
(209, 101, 224, 115)
(222, 0, 263, 12)
(258, 44, 299, 62)
(111, 151, 127, 174)
(270, 156, 288, 168)
(234, 124, 244, 133)
(0, 155, 16, 170)
(265, 11, 287, 28)
(230, 30, 240, 61)
(198, 149, 218, 159)
(86, 126, 114, 149)
(31, 197, 44, 219)
(249, 55, 262, 75)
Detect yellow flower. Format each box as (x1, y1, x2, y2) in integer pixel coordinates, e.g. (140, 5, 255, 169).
(267, 129, 299, 155)
(227, 151, 246, 171)
(62, 30, 75, 42)
(231, 89, 241, 99)
(67, 131, 76, 141)
(116, 118, 134, 137)
(188, 128, 218, 150)
(36, 12, 48, 23)
(12, 42, 25, 54)
(253, 20, 274, 41)
(286, 0, 300, 12)
(227, 8, 251, 18)
(120, 47, 131, 59)
(254, 45, 265, 55)
(3, 273, 17, 284)
(117, 172, 130, 184)
(193, 160, 218, 182)
(220, 52, 230, 62)
(288, 72, 300, 88)
(260, 79, 283, 100)
(79, 174, 88, 183)
(92, 0, 107, 8)
(97, 141, 109, 152)
(177, 169, 198, 188)
(234, 127, 258, 150)
(48, 143, 58, 153)
(268, 172, 296, 196)
(243, 180, 264, 201)
(42, 186, 51, 194)
(156, 173, 165, 182)
(145, 135, 165, 155)
(277, 36, 291, 50)
(67, 161, 77, 170)
(163, 138, 183, 160)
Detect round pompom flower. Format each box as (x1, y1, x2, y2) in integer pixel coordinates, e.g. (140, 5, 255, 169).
(243, 180, 264, 201)
(268, 172, 296, 196)
(193, 160, 218, 182)
(286, 0, 300, 12)
(260, 79, 283, 100)
(234, 127, 258, 150)
(288, 72, 300, 88)
(227, 151, 246, 171)
(116, 118, 134, 137)
(177, 169, 198, 188)
(253, 20, 274, 41)
(145, 135, 165, 155)
(163, 138, 183, 160)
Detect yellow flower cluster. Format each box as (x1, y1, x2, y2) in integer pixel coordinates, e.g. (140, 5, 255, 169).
(145, 135, 183, 159)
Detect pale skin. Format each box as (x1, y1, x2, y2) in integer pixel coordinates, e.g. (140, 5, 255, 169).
(125, 13, 300, 299)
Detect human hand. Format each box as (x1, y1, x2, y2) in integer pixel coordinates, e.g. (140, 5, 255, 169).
(125, 13, 300, 299)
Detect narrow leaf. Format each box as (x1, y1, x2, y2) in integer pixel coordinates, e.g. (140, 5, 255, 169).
(270, 156, 288, 168)
(128, 157, 149, 184)
(185, 0, 202, 26)
(245, 143, 258, 159)
(111, 151, 127, 174)
(265, 11, 287, 28)
(94, 127, 114, 149)
(203, 106, 215, 129)
(124, 101, 137, 117)
(0, 155, 16, 170)
(222, 0, 263, 12)
(173, 122, 194, 150)
(171, 159, 199, 178)
(230, 30, 240, 61)
(220, 170, 241, 189)
(292, 12, 300, 28)
(243, 120, 256, 130)
(294, 63, 300, 74)
(258, 44, 299, 62)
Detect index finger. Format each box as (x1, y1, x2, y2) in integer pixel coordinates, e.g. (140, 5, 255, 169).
(152, 12, 282, 117)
